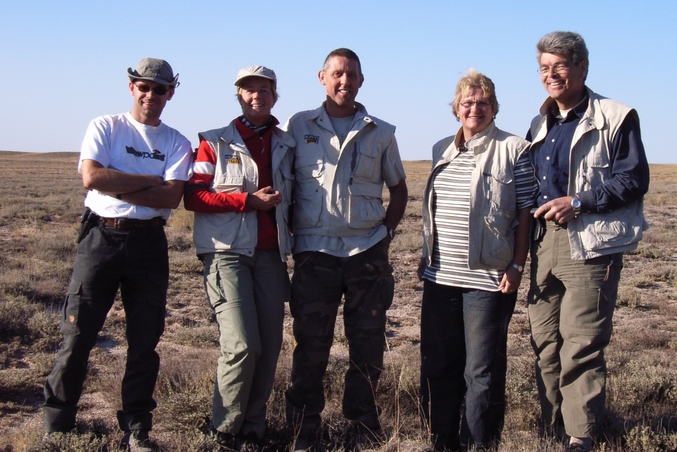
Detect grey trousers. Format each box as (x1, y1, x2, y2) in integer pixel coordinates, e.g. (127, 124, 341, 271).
(528, 224, 622, 438)
(201, 250, 288, 437)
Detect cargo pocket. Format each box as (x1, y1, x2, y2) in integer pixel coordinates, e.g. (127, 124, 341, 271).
(293, 155, 325, 229)
(347, 182, 385, 229)
(214, 175, 245, 194)
(481, 209, 515, 268)
(380, 261, 395, 311)
(584, 146, 610, 189)
(352, 141, 380, 183)
(61, 280, 82, 335)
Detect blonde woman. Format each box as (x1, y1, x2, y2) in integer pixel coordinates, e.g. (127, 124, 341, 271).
(418, 69, 536, 451)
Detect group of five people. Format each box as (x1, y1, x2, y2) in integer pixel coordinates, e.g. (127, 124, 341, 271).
(42, 30, 649, 452)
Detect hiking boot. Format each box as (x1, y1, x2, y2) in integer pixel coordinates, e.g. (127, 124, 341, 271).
(208, 426, 237, 450)
(565, 437, 592, 452)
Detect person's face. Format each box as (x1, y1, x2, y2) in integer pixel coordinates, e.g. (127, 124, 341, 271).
(319, 56, 364, 117)
(539, 52, 587, 110)
(238, 77, 275, 126)
(458, 87, 495, 139)
(129, 80, 174, 126)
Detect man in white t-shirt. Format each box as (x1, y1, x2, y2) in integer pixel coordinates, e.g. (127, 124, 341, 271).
(42, 58, 192, 451)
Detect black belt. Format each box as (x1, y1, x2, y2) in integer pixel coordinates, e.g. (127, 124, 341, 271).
(100, 216, 166, 230)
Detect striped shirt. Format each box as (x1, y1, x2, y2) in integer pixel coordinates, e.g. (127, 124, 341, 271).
(422, 148, 534, 291)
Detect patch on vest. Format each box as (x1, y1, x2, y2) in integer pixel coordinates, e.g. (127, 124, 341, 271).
(304, 134, 319, 144)
(224, 154, 241, 165)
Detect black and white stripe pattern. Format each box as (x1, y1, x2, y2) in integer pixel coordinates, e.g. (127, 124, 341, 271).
(423, 149, 534, 291)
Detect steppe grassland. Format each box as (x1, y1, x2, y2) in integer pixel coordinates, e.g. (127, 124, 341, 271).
(0, 151, 675, 451)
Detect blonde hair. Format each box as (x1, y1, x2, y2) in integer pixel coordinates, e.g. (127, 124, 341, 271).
(451, 68, 499, 120)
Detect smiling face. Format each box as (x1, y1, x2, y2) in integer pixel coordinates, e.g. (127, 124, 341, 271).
(237, 77, 276, 127)
(539, 52, 587, 110)
(458, 87, 495, 140)
(129, 80, 174, 126)
(319, 56, 364, 117)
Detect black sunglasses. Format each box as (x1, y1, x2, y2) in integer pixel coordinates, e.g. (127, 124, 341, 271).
(134, 82, 171, 96)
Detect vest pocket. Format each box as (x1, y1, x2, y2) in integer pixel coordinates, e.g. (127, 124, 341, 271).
(293, 188, 323, 228)
(214, 175, 245, 193)
(347, 182, 385, 228)
(352, 142, 380, 182)
(293, 158, 324, 228)
(487, 170, 515, 213)
(481, 210, 514, 268)
(579, 213, 632, 252)
(201, 212, 251, 248)
(295, 155, 324, 180)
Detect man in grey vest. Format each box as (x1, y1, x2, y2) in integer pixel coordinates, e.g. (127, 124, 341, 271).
(283, 48, 408, 451)
(527, 32, 649, 452)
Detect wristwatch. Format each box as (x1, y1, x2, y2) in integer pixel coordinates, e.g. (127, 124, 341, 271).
(387, 228, 396, 240)
(571, 195, 582, 218)
(510, 263, 524, 273)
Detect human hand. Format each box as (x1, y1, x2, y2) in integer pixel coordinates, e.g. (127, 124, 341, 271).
(245, 186, 282, 211)
(533, 196, 575, 225)
(497, 266, 522, 294)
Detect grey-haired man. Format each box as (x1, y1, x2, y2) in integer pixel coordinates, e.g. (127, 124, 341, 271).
(527, 32, 649, 452)
(43, 58, 192, 451)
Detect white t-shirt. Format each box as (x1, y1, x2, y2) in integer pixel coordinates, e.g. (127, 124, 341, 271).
(79, 112, 192, 220)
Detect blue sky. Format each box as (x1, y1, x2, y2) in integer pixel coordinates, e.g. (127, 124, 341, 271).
(1, 0, 675, 163)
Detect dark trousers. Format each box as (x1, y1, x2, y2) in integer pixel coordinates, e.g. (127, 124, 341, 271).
(420, 280, 517, 449)
(285, 239, 394, 435)
(43, 223, 168, 433)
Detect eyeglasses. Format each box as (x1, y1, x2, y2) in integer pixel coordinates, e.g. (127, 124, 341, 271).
(459, 100, 491, 110)
(134, 83, 171, 95)
(539, 62, 571, 76)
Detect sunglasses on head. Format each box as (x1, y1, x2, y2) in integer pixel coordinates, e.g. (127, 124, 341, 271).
(134, 82, 171, 95)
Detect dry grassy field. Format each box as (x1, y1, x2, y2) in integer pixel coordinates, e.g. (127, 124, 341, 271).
(0, 151, 675, 451)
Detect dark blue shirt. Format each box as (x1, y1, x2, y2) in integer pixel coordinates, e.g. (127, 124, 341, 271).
(533, 97, 588, 206)
(527, 91, 649, 213)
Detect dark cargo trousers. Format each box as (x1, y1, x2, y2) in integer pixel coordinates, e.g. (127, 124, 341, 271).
(285, 239, 394, 435)
(43, 223, 168, 433)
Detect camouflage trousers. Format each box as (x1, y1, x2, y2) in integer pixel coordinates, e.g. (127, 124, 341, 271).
(285, 239, 394, 436)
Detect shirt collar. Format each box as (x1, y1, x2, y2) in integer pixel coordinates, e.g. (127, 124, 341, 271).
(549, 93, 589, 122)
(238, 115, 278, 136)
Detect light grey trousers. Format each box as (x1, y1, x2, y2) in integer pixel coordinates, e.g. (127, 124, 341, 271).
(201, 250, 289, 437)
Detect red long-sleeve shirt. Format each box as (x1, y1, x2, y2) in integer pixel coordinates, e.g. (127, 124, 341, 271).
(184, 117, 279, 250)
